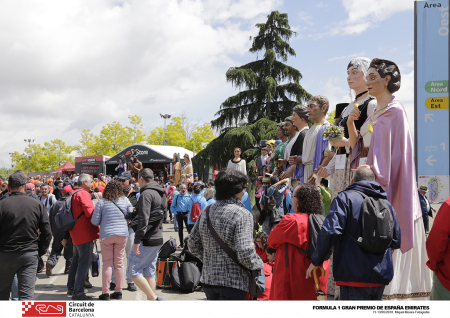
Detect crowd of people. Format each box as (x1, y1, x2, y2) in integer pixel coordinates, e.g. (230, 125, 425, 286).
(0, 57, 449, 302)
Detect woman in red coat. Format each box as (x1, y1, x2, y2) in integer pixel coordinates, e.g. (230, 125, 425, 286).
(268, 184, 329, 300)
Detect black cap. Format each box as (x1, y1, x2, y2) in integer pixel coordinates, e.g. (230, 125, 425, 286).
(119, 171, 132, 180)
(8, 171, 27, 187)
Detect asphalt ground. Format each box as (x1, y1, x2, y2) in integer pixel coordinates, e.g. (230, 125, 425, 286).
(34, 222, 206, 301)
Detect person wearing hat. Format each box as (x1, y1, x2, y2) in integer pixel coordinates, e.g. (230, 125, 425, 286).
(418, 185, 435, 234)
(0, 171, 52, 300)
(46, 186, 75, 276)
(110, 171, 138, 292)
(254, 140, 269, 178)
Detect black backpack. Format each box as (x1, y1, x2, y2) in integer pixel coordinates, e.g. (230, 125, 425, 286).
(170, 261, 201, 293)
(158, 237, 177, 260)
(289, 213, 331, 261)
(258, 188, 282, 227)
(55, 190, 83, 231)
(345, 190, 394, 254)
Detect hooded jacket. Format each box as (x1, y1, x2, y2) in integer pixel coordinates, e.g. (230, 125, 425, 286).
(311, 181, 401, 286)
(134, 181, 167, 246)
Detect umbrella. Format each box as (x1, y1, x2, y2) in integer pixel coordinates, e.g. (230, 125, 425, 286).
(313, 266, 327, 301)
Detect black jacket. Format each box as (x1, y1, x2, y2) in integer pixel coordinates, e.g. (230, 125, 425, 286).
(26, 189, 39, 200)
(0, 192, 52, 256)
(124, 187, 139, 208)
(0, 189, 9, 201)
(134, 182, 167, 246)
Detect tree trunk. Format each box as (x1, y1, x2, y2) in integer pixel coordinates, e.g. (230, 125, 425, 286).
(266, 101, 271, 120)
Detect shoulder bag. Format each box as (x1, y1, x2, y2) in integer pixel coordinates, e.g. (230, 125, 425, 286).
(204, 205, 265, 297)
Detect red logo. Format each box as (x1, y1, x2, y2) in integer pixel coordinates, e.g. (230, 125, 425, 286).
(125, 151, 131, 156)
(22, 302, 66, 317)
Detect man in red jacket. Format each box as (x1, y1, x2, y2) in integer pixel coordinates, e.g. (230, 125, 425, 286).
(67, 174, 99, 300)
(426, 196, 450, 300)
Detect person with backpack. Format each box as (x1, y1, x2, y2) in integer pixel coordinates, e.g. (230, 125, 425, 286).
(39, 183, 56, 215)
(306, 167, 401, 300)
(67, 174, 99, 300)
(259, 176, 289, 234)
(46, 186, 74, 276)
(170, 183, 192, 248)
(186, 183, 207, 233)
(91, 180, 132, 300)
(127, 168, 166, 301)
(267, 183, 330, 300)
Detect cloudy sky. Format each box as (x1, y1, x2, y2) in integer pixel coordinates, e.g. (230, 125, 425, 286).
(0, 0, 416, 168)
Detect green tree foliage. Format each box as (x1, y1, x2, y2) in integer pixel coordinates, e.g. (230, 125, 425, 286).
(194, 118, 277, 177)
(74, 115, 148, 157)
(212, 11, 311, 130)
(11, 140, 74, 172)
(147, 116, 214, 152)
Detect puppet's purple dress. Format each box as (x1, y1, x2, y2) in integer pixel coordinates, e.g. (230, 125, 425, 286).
(351, 96, 432, 299)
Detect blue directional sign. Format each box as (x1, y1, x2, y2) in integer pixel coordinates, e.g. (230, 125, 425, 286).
(415, 0, 449, 175)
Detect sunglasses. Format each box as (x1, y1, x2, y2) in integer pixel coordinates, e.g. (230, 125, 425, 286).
(119, 179, 129, 182)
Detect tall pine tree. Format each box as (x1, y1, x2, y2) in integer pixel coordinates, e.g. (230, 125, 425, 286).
(211, 11, 311, 130)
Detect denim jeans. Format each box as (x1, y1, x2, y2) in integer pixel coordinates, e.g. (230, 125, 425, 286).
(0, 251, 38, 300)
(112, 228, 134, 284)
(340, 285, 385, 300)
(174, 213, 179, 231)
(47, 235, 73, 269)
(203, 285, 247, 300)
(67, 241, 94, 296)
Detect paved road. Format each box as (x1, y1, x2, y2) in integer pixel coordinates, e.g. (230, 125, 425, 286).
(34, 223, 206, 301)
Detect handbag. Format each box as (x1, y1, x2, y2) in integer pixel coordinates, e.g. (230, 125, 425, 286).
(204, 206, 265, 298)
(91, 242, 101, 277)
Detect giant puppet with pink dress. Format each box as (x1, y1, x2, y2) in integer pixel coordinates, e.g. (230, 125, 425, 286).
(348, 58, 432, 300)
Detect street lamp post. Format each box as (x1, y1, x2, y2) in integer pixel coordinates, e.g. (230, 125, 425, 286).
(8, 152, 14, 176)
(24, 139, 34, 177)
(159, 114, 171, 145)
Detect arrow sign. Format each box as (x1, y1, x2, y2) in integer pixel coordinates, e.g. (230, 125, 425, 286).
(426, 155, 437, 166)
(425, 113, 435, 122)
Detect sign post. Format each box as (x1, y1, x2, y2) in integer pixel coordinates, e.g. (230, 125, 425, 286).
(415, 0, 450, 203)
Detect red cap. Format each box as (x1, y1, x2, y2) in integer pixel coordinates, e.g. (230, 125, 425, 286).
(26, 183, 35, 190)
(63, 186, 73, 195)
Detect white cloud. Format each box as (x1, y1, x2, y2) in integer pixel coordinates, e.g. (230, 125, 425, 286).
(319, 77, 351, 114)
(298, 11, 314, 25)
(328, 51, 365, 62)
(316, 2, 328, 8)
(0, 0, 281, 168)
(314, 0, 414, 37)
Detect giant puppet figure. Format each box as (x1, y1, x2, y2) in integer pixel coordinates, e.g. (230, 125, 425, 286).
(348, 58, 432, 300)
(293, 96, 332, 184)
(173, 153, 182, 185)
